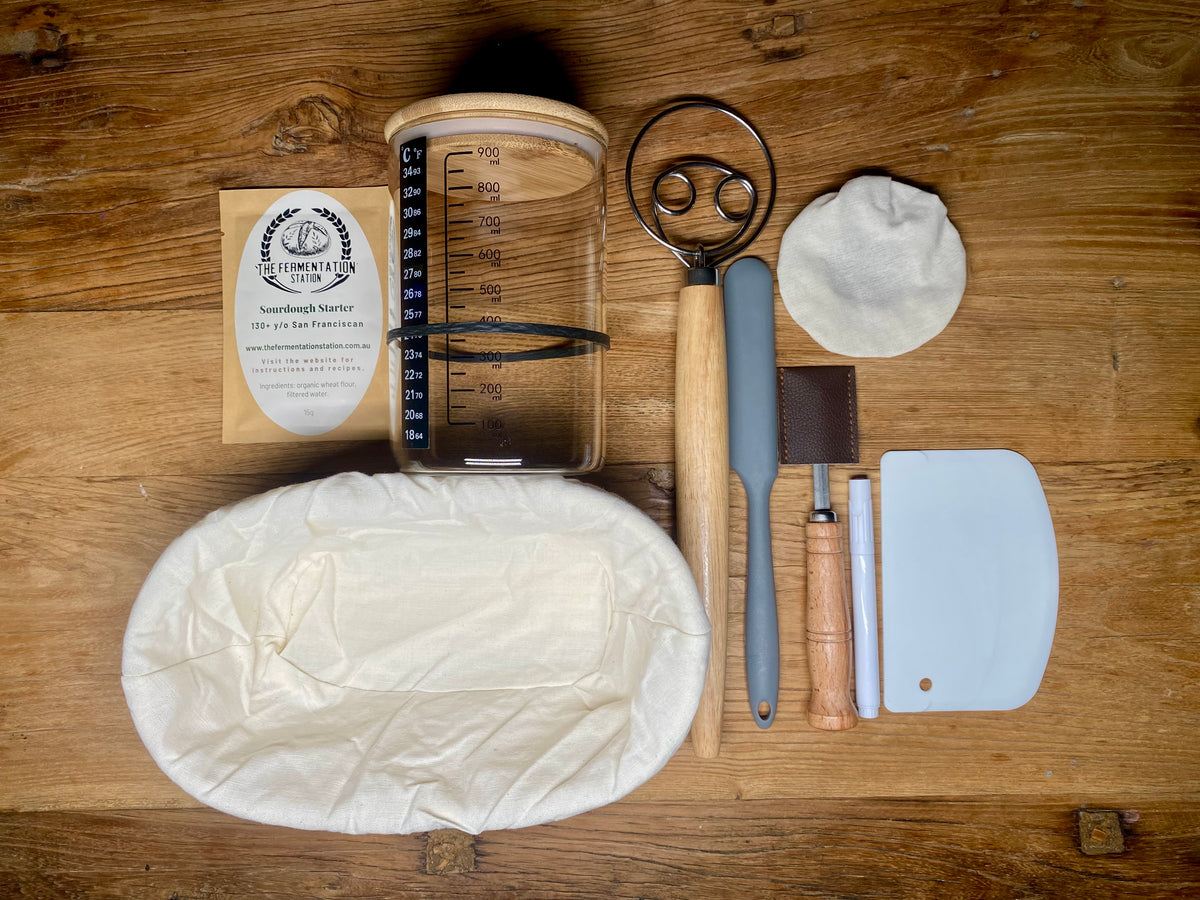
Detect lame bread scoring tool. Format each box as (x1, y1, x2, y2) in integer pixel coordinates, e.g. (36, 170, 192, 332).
(776, 365, 860, 730)
(724, 257, 779, 728)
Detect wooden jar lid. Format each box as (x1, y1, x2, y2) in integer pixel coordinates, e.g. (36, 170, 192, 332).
(384, 92, 608, 148)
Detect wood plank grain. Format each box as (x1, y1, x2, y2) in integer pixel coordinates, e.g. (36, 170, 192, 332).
(0, 800, 1197, 899)
(2, 0, 1198, 891)
(2, 463, 1196, 811)
(0, 294, 1197, 476)
(2, 0, 1197, 311)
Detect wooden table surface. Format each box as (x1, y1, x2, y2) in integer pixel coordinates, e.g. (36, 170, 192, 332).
(2, 0, 1199, 896)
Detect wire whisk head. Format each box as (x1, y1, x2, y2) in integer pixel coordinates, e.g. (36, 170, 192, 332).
(625, 99, 775, 270)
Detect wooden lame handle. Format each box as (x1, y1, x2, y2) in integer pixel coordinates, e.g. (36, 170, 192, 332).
(676, 281, 729, 758)
(805, 520, 858, 731)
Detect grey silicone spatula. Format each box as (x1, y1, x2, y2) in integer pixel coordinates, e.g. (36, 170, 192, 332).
(724, 257, 779, 728)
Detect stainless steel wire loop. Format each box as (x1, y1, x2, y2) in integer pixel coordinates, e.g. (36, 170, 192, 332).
(625, 99, 776, 270)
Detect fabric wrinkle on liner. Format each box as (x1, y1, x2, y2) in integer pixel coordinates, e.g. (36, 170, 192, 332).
(122, 472, 710, 835)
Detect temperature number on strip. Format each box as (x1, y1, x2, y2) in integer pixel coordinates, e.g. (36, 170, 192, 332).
(399, 136, 429, 448)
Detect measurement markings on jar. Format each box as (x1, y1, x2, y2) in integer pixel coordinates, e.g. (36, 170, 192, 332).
(449, 283, 473, 311)
(441, 147, 507, 429)
(399, 136, 429, 449)
(444, 150, 477, 425)
(449, 377, 473, 411)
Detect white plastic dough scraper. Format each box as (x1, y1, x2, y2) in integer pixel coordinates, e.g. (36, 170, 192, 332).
(881, 450, 1058, 712)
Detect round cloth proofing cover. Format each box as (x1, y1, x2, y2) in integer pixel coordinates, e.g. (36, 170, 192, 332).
(122, 473, 710, 834)
(777, 175, 966, 358)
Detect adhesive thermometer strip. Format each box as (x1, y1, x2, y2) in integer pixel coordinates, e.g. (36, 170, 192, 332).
(398, 136, 431, 449)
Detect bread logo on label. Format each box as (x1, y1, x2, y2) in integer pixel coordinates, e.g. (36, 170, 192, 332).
(258, 207, 355, 294)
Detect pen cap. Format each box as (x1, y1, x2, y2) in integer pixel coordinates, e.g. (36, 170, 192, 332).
(849, 476, 874, 554)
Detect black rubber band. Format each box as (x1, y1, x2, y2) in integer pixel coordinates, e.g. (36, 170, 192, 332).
(387, 321, 610, 363)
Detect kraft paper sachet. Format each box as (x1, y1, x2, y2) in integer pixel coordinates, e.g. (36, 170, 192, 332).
(220, 187, 391, 443)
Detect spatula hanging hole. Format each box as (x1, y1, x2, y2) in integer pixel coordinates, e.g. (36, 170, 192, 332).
(919, 677, 933, 692)
(757, 701, 772, 721)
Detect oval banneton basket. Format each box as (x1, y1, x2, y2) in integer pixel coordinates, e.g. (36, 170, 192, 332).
(122, 473, 709, 834)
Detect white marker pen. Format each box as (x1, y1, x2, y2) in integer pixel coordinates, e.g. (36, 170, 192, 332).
(849, 476, 880, 718)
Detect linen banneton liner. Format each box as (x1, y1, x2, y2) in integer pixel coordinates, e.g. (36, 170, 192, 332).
(122, 473, 709, 834)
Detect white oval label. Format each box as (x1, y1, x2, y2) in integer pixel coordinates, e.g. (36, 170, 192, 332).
(235, 189, 382, 436)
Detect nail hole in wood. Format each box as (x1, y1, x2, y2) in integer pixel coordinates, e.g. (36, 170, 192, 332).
(1077, 809, 1126, 855)
(425, 829, 476, 875)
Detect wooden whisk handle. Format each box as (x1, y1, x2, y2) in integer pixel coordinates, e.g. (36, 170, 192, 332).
(676, 281, 729, 758)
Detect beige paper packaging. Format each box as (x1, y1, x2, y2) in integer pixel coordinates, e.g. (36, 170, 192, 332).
(221, 187, 391, 443)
